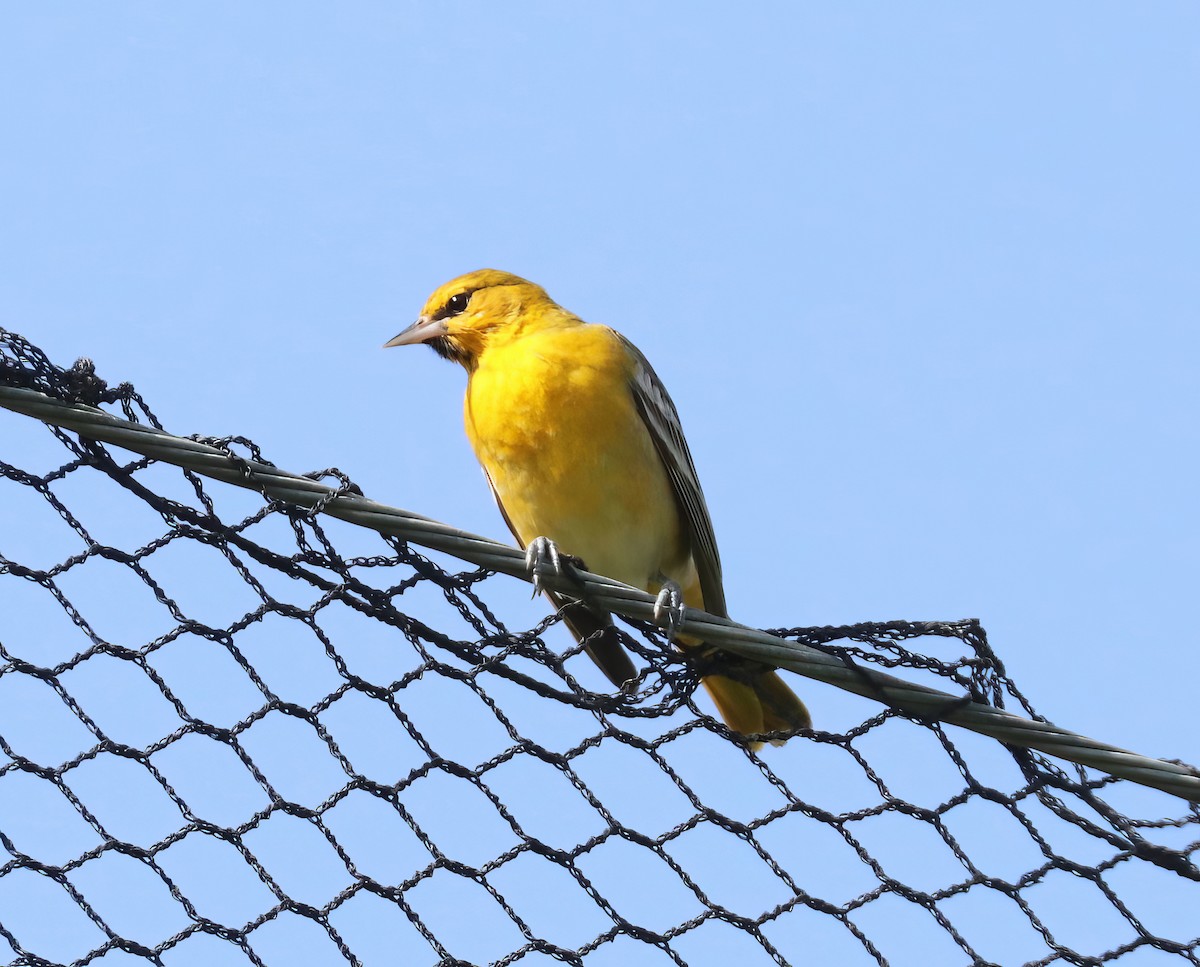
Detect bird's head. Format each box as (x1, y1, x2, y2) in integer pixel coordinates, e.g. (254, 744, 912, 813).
(384, 269, 563, 370)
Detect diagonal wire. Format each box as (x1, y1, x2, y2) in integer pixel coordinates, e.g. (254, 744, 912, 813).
(1, 382, 1198, 803)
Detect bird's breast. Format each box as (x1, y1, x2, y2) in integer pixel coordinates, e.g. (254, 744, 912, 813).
(463, 327, 687, 589)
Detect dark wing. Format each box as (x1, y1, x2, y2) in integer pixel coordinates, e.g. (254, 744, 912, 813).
(481, 468, 637, 691)
(617, 332, 728, 618)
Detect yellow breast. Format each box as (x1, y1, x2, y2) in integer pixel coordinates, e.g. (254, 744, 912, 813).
(464, 323, 686, 591)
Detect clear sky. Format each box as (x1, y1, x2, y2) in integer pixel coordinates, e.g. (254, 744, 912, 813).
(1, 4, 1197, 966)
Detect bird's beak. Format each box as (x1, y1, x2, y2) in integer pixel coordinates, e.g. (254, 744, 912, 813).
(383, 315, 448, 348)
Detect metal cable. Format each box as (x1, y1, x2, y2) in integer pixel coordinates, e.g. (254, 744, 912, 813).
(2, 383, 1197, 803)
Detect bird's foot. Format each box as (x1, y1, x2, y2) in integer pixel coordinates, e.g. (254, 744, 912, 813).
(525, 536, 567, 598)
(653, 580, 686, 638)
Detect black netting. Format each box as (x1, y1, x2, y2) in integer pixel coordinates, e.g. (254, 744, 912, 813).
(1, 328, 1197, 967)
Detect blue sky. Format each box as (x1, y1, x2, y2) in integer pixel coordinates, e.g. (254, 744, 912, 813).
(1, 4, 1197, 966)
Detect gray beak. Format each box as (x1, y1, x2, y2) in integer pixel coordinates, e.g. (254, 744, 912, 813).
(383, 315, 448, 348)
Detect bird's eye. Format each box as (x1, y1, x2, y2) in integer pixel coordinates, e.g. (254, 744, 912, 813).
(445, 292, 471, 316)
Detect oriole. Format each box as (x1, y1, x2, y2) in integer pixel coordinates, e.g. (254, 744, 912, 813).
(385, 269, 811, 745)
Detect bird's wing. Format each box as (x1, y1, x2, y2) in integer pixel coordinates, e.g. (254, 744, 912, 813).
(481, 467, 637, 690)
(617, 332, 728, 618)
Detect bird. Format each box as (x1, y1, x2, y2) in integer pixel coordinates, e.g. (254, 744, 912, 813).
(384, 269, 811, 745)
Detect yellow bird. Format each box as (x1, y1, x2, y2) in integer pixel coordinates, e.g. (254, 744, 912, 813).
(385, 269, 811, 744)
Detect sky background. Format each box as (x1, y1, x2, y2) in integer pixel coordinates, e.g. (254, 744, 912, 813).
(0, 4, 1197, 966)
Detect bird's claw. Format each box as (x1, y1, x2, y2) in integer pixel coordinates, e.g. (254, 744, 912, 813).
(653, 581, 686, 638)
(525, 535, 564, 598)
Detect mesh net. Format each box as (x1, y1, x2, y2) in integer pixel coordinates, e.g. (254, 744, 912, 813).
(1, 328, 1197, 967)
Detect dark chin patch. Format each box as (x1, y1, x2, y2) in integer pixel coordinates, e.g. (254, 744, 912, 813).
(429, 335, 467, 365)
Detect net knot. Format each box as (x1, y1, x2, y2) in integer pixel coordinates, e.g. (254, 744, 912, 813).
(64, 357, 113, 406)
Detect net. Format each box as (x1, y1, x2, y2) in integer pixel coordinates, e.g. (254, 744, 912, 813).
(1, 329, 1197, 967)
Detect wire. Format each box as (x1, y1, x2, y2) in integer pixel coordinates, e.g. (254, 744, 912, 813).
(2, 383, 1197, 802)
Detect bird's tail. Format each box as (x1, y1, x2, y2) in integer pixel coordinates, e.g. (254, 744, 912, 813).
(700, 667, 812, 749)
